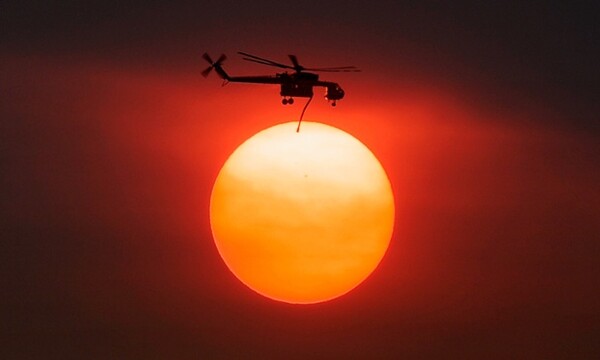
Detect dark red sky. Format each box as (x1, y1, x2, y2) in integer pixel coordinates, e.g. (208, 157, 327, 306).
(2, 1, 599, 358)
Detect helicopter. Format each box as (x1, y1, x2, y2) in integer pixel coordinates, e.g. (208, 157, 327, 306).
(202, 51, 360, 107)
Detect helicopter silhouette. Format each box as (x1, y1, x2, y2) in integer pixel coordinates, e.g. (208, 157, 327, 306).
(202, 52, 360, 107)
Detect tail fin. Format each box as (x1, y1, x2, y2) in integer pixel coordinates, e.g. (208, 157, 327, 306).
(201, 53, 230, 80)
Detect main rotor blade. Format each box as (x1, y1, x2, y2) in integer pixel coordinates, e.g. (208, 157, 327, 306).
(239, 51, 360, 72)
(304, 65, 360, 72)
(305, 65, 361, 72)
(238, 51, 292, 69)
(238, 51, 280, 63)
(308, 66, 359, 70)
(304, 68, 361, 73)
(288, 54, 302, 70)
(241, 56, 293, 70)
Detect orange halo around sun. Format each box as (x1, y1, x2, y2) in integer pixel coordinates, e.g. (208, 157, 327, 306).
(210, 121, 395, 304)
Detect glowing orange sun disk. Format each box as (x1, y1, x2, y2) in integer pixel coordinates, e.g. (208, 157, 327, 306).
(210, 121, 394, 304)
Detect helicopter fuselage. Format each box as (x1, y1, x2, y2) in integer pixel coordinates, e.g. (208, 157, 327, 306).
(225, 72, 344, 102)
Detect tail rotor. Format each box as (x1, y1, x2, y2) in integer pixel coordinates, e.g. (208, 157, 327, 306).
(201, 53, 227, 78)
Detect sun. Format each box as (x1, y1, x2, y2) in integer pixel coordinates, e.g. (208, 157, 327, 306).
(210, 121, 394, 304)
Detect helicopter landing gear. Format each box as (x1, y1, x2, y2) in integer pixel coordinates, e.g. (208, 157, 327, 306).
(282, 97, 294, 105)
(331, 100, 337, 107)
(288, 98, 294, 105)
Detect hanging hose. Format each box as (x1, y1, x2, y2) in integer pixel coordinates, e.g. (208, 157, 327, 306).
(296, 95, 313, 132)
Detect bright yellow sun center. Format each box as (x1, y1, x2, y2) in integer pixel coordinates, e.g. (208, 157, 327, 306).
(210, 121, 394, 304)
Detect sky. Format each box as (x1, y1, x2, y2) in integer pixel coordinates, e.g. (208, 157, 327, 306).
(1, 1, 599, 358)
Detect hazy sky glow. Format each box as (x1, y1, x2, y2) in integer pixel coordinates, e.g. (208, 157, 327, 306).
(1, 1, 598, 358)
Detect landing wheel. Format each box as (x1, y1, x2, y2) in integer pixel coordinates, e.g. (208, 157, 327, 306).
(282, 98, 288, 105)
(331, 101, 337, 107)
(288, 98, 294, 105)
